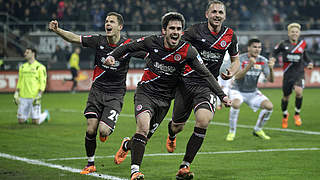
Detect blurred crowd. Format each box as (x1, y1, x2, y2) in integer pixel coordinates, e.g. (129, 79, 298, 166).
(1, 0, 320, 31)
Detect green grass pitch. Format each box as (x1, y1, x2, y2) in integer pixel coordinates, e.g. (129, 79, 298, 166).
(0, 89, 319, 180)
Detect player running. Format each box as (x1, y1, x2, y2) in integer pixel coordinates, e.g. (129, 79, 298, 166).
(270, 22, 314, 128)
(226, 38, 275, 141)
(104, 12, 231, 180)
(166, 1, 239, 179)
(49, 12, 146, 175)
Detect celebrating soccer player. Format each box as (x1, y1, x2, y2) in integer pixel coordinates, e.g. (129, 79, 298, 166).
(49, 12, 146, 175)
(103, 12, 231, 180)
(270, 23, 314, 128)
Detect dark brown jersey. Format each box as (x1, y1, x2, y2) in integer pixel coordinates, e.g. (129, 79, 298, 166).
(109, 35, 226, 100)
(182, 23, 239, 85)
(272, 39, 313, 78)
(81, 34, 145, 94)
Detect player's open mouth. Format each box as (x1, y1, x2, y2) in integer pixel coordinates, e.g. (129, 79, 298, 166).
(170, 35, 179, 42)
(106, 27, 112, 32)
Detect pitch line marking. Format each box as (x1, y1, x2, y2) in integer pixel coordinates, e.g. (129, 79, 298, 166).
(0, 152, 128, 180)
(44, 147, 320, 161)
(2, 109, 320, 135)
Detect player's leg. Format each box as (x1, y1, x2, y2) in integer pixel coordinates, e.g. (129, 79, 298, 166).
(81, 87, 102, 174)
(17, 98, 32, 124)
(31, 104, 48, 124)
(251, 92, 273, 139)
(293, 78, 304, 126)
(281, 79, 293, 128)
(167, 87, 193, 153)
(226, 89, 243, 141)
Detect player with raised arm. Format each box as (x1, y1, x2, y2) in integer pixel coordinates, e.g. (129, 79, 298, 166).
(49, 12, 145, 175)
(165, 1, 239, 179)
(226, 38, 275, 141)
(270, 23, 313, 128)
(14, 48, 49, 125)
(103, 12, 231, 180)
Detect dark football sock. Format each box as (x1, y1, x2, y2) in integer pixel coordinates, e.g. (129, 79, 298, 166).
(281, 99, 288, 117)
(168, 121, 176, 140)
(295, 97, 303, 115)
(131, 133, 147, 166)
(183, 127, 206, 164)
(85, 132, 97, 158)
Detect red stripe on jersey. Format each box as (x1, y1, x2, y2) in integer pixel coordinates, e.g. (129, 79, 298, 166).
(292, 40, 306, 53)
(212, 28, 234, 50)
(141, 69, 159, 83)
(121, 39, 132, 46)
(164, 43, 190, 63)
(283, 62, 291, 71)
(255, 62, 265, 65)
(184, 64, 193, 74)
(241, 61, 265, 69)
(92, 66, 105, 81)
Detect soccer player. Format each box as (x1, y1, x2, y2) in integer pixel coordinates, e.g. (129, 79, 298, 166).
(49, 12, 146, 175)
(165, 1, 239, 178)
(104, 12, 231, 180)
(64, 46, 81, 93)
(14, 48, 49, 125)
(226, 38, 275, 141)
(270, 23, 313, 128)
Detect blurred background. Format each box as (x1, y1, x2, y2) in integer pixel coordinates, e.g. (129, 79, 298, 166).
(0, 0, 320, 91)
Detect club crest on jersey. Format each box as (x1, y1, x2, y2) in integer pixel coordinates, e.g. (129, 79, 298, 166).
(220, 40, 227, 47)
(254, 64, 262, 70)
(174, 54, 181, 61)
(136, 104, 143, 111)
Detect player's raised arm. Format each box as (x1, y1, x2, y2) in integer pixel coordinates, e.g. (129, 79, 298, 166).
(48, 20, 81, 44)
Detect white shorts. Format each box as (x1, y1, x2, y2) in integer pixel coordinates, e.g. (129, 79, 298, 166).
(229, 89, 268, 112)
(17, 98, 41, 120)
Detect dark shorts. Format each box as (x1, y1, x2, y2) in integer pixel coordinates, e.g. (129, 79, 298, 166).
(134, 87, 172, 139)
(172, 83, 216, 124)
(70, 67, 78, 80)
(282, 75, 305, 97)
(84, 86, 124, 131)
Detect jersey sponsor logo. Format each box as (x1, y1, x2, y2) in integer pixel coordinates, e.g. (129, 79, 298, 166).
(136, 104, 143, 111)
(254, 64, 262, 70)
(246, 71, 261, 76)
(220, 40, 227, 47)
(286, 54, 301, 62)
(200, 50, 222, 62)
(154, 62, 176, 74)
(174, 54, 181, 61)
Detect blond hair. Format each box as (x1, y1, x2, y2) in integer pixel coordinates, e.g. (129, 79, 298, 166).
(287, 23, 301, 31)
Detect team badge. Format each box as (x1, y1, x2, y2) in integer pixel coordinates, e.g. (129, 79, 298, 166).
(174, 54, 181, 61)
(136, 104, 143, 111)
(220, 40, 227, 47)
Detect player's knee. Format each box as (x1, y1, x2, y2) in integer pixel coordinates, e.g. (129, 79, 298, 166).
(262, 100, 273, 111)
(231, 99, 241, 109)
(172, 123, 184, 133)
(99, 124, 112, 136)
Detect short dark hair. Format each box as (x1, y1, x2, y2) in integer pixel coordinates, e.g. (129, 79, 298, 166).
(206, 0, 226, 12)
(247, 38, 261, 47)
(107, 12, 124, 25)
(26, 47, 37, 58)
(161, 12, 185, 30)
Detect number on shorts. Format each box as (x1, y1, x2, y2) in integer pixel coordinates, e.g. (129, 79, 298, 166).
(150, 123, 159, 134)
(210, 94, 215, 104)
(108, 110, 119, 121)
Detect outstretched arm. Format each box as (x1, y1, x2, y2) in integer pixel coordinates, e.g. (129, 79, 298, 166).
(48, 20, 81, 44)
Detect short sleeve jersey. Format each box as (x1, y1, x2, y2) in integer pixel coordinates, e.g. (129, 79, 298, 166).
(81, 34, 132, 94)
(17, 60, 47, 98)
(232, 53, 270, 92)
(272, 39, 312, 78)
(183, 23, 239, 84)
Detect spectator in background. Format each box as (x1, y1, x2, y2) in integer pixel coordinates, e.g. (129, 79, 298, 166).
(64, 46, 81, 93)
(51, 45, 68, 68)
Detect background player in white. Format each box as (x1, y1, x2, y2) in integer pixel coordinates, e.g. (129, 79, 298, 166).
(217, 52, 233, 109)
(226, 38, 275, 141)
(14, 48, 49, 124)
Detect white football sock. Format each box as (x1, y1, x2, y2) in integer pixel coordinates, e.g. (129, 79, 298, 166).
(254, 109, 272, 131)
(38, 111, 48, 124)
(229, 107, 240, 134)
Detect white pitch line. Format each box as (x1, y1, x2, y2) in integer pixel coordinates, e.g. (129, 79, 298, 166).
(0, 152, 128, 180)
(44, 147, 320, 161)
(1, 109, 320, 135)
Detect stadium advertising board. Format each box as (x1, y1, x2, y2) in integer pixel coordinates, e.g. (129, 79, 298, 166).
(1, 68, 320, 92)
